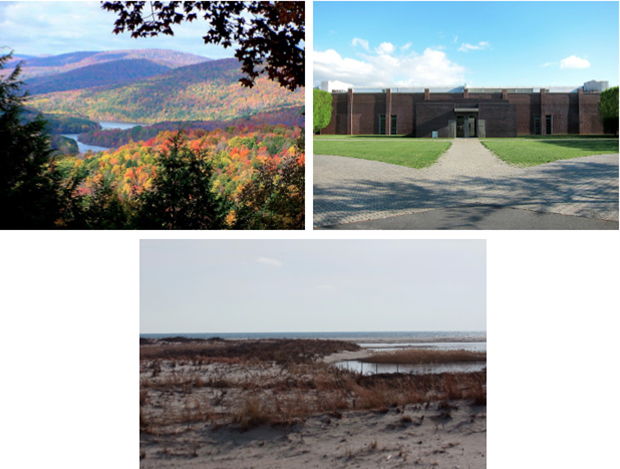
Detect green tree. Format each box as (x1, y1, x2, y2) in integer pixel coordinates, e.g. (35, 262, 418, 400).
(135, 132, 230, 229)
(0, 51, 68, 229)
(599, 86, 619, 135)
(81, 176, 135, 229)
(313, 88, 332, 134)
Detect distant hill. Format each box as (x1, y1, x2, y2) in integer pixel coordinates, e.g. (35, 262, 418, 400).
(27, 58, 304, 124)
(25, 59, 171, 95)
(18, 51, 101, 68)
(2, 49, 210, 79)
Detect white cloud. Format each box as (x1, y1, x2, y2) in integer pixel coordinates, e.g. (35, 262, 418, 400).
(458, 41, 490, 52)
(314, 47, 465, 88)
(351, 37, 369, 51)
(401, 42, 412, 52)
(317, 285, 334, 290)
(541, 62, 557, 68)
(0, 1, 229, 57)
(375, 42, 395, 55)
(256, 257, 282, 267)
(560, 55, 590, 69)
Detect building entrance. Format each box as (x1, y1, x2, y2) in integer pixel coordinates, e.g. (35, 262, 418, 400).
(456, 115, 477, 138)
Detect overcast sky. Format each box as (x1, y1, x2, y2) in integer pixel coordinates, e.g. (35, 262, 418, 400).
(0, 1, 235, 58)
(314, 1, 619, 88)
(140, 240, 486, 334)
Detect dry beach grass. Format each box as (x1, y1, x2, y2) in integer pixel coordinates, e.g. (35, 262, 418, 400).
(361, 348, 486, 365)
(140, 338, 486, 468)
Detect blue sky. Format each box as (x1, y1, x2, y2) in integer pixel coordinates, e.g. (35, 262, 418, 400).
(314, 1, 619, 88)
(141, 240, 486, 334)
(0, 1, 235, 58)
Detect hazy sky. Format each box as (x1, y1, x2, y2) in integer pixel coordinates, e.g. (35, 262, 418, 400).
(0, 1, 235, 58)
(314, 1, 619, 88)
(140, 240, 486, 334)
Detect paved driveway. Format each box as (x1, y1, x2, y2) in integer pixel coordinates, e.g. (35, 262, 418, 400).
(313, 139, 619, 228)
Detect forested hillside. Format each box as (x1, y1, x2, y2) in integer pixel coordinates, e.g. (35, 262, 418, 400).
(25, 59, 171, 95)
(21, 108, 101, 133)
(28, 58, 304, 124)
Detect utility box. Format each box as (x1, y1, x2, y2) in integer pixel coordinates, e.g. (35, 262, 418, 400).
(432, 131, 438, 139)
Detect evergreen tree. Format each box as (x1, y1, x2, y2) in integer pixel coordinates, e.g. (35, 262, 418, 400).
(81, 176, 135, 229)
(0, 51, 66, 229)
(135, 132, 230, 229)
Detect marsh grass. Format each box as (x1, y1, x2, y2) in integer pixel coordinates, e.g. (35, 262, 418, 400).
(140, 339, 486, 432)
(361, 348, 486, 365)
(141, 338, 359, 364)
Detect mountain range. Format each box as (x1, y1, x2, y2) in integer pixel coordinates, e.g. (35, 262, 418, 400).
(22, 51, 303, 124)
(3, 49, 210, 79)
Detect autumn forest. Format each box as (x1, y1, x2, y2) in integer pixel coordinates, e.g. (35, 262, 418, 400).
(2, 48, 305, 230)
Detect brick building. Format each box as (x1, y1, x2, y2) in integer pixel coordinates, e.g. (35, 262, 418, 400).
(320, 81, 608, 138)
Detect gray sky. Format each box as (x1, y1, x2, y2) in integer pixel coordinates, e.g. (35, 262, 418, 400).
(0, 1, 234, 58)
(140, 240, 486, 334)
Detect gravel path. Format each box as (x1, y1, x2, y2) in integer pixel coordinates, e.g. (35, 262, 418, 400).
(313, 139, 619, 227)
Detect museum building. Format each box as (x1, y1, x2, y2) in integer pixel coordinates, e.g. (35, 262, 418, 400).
(320, 80, 608, 138)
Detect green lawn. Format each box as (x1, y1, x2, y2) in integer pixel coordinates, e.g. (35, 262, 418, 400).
(514, 134, 617, 140)
(481, 137, 619, 167)
(313, 135, 451, 169)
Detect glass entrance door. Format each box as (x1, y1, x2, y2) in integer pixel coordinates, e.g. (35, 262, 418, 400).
(456, 116, 465, 138)
(468, 116, 477, 138)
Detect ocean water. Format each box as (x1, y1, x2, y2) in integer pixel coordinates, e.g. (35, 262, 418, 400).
(140, 331, 486, 341)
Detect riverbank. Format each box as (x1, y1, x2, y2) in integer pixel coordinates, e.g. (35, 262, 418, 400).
(60, 121, 148, 154)
(140, 338, 486, 468)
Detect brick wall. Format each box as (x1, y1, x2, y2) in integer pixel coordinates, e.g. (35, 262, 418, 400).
(507, 94, 540, 135)
(322, 89, 603, 136)
(479, 103, 517, 137)
(351, 94, 386, 134)
(579, 93, 605, 134)
(415, 102, 455, 138)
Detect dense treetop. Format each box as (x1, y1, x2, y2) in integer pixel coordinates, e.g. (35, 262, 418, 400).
(599, 86, 619, 135)
(313, 88, 332, 134)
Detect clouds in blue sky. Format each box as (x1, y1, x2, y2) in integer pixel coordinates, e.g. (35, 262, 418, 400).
(458, 42, 491, 53)
(314, 2, 618, 88)
(559, 56, 591, 70)
(314, 44, 467, 88)
(0, 1, 234, 58)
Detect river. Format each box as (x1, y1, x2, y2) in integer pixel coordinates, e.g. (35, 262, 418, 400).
(61, 121, 148, 154)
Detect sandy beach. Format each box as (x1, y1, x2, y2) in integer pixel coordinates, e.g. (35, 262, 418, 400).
(141, 402, 486, 468)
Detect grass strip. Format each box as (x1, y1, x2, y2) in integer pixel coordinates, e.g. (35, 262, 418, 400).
(481, 138, 619, 166)
(314, 137, 451, 169)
